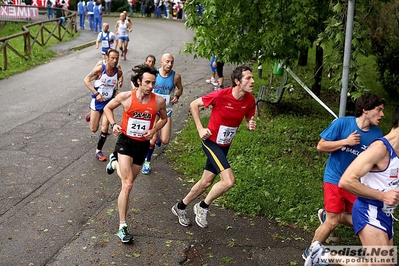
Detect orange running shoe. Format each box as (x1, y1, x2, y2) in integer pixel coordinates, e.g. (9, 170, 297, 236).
(95, 151, 107, 161)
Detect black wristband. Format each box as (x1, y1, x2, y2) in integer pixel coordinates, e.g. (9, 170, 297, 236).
(174, 94, 180, 99)
(95, 92, 100, 96)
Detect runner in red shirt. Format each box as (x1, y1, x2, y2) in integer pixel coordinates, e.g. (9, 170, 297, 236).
(171, 65, 257, 228)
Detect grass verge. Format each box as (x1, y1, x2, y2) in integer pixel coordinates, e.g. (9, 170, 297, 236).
(0, 21, 76, 80)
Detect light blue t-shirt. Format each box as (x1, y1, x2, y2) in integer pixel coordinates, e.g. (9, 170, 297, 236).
(154, 70, 175, 110)
(321, 116, 383, 185)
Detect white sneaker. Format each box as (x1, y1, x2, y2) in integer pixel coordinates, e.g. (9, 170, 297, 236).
(193, 202, 209, 228)
(171, 203, 191, 226)
(211, 80, 219, 86)
(304, 241, 325, 266)
(206, 77, 215, 84)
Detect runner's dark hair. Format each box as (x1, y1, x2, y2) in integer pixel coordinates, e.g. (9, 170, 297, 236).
(131, 64, 158, 88)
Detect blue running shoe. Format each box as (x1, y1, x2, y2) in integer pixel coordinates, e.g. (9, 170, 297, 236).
(304, 241, 325, 266)
(118, 226, 133, 243)
(141, 161, 151, 175)
(106, 153, 117, 175)
(302, 247, 310, 260)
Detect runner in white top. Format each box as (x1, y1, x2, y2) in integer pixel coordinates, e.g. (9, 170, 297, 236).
(96, 23, 117, 59)
(115, 12, 132, 61)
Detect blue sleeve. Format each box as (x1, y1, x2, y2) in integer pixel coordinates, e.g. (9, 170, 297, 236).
(320, 118, 344, 141)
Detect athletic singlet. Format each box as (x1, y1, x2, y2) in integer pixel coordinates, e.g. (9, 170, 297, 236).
(202, 87, 255, 147)
(121, 90, 157, 141)
(117, 20, 128, 37)
(93, 64, 118, 102)
(358, 138, 399, 214)
(99, 31, 114, 50)
(153, 70, 175, 109)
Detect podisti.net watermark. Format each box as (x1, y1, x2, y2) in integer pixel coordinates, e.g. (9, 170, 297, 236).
(318, 245, 397, 265)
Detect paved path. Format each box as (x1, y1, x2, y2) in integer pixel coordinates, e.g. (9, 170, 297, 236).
(0, 16, 311, 266)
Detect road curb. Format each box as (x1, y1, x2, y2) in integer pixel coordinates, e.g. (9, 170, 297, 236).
(70, 40, 96, 51)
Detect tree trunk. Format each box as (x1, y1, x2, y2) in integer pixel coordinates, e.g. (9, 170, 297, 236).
(311, 43, 323, 96)
(298, 48, 308, 66)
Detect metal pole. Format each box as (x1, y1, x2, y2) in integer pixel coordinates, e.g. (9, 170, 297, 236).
(257, 54, 262, 78)
(258, 64, 262, 78)
(339, 0, 355, 117)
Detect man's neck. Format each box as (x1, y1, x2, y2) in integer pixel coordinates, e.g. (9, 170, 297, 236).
(356, 117, 371, 131)
(159, 68, 171, 78)
(232, 86, 246, 100)
(105, 65, 116, 75)
(135, 89, 150, 103)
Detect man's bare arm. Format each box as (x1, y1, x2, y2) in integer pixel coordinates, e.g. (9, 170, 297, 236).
(339, 141, 397, 204)
(171, 72, 183, 104)
(83, 65, 102, 94)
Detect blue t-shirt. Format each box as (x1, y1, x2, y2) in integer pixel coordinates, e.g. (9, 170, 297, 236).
(154, 70, 175, 96)
(321, 116, 383, 184)
(153, 70, 175, 110)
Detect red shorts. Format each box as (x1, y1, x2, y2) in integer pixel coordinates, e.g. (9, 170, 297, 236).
(323, 182, 356, 213)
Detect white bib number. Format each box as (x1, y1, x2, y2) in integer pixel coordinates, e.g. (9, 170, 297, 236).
(155, 93, 170, 106)
(126, 118, 150, 138)
(97, 85, 114, 101)
(102, 40, 109, 48)
(216, 125, 237, 145)
(120, 28, 128, 36)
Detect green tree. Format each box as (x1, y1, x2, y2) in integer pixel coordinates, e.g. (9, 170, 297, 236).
(318, 0, 373, 99)
(184, 0, 332, 95)
(185, 0, 327, 64)
(184, 0, 389, 101)
(366, 0, 399, 99)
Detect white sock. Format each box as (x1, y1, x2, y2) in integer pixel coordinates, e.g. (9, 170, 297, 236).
(119, 222, 127, 230)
